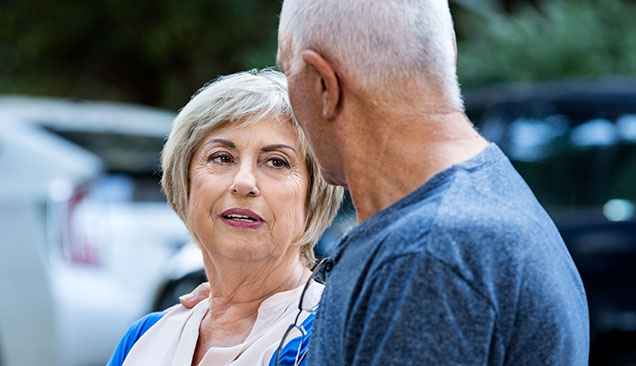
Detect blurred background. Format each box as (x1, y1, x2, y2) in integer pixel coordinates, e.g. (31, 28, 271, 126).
(1, 0, 635, 365)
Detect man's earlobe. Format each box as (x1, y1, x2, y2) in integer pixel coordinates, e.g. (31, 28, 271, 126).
(301, 50, 340, 120)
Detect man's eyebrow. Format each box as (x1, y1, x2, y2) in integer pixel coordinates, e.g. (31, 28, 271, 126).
(261, 144, 296, 153)
(203, 139, 235, 149)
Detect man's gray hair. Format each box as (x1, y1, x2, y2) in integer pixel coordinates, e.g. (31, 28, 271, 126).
(278, 0, 463, 111)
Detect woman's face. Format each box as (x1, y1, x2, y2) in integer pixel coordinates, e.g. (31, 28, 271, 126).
(187, 117, 310, 264)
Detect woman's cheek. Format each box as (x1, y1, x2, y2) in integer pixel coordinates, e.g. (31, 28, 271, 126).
(286, 177, 309, 239)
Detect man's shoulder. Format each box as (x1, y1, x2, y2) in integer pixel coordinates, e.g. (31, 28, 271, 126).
(359, 161, 575, 305)
(375, 183, 549, 254)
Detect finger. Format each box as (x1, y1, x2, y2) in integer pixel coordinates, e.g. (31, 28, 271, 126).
(179, 282, 210, 308)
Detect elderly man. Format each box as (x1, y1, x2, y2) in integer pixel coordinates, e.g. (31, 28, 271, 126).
(274, 0, 589, 365)
(183, 0, 589, 364)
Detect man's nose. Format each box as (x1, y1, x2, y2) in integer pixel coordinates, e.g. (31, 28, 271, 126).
(229, 161, 260, 197)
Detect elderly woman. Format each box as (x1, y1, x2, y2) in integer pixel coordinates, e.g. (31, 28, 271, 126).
(107, 70, 343, 366)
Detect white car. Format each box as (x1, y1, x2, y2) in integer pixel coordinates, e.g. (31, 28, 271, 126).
(0, 96, 202, 366)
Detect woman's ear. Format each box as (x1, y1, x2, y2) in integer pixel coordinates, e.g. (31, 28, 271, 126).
(301, 50, 341, 120)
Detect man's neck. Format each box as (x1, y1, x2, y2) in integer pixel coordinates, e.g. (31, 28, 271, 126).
(341, 111, 488, 223)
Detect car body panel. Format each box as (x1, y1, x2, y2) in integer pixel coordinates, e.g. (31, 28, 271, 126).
(0, 96, 191, 366)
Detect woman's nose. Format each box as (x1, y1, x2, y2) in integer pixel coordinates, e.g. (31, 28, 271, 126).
(230, 162, 260, 197)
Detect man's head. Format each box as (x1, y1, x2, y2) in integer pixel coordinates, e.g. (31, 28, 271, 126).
(277, 0, 465, 188)
(277, 0, 463, 111)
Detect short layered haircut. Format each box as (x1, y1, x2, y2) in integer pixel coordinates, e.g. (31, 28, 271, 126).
(161, 69, 343, 265)
(278, 0, 463, 111)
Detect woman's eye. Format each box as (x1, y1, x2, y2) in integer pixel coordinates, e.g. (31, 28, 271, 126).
(267, 157, 289, 168)
(209, 153, 233, 164)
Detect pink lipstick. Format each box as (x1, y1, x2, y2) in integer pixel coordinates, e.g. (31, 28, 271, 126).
(220, 208, 264, 229)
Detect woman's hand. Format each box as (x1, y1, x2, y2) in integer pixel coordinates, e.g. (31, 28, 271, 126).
(179, 282, 210, 308)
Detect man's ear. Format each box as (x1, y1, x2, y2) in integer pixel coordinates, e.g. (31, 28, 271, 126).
(301, 50, 340, 120)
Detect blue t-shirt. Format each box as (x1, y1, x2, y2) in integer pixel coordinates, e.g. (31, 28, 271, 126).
(107, 310, 314, 366)
(307, 144, 589, 365)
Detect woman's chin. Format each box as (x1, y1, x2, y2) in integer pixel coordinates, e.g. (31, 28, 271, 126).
(204, 244, 276, 264)
(199, 231, 298, 266)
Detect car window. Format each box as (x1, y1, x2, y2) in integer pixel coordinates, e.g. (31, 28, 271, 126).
(617, 114, 636, 142)
(494, 100, 636, 213)
(44, 128, 165, 173)
(610, 115, 636, 203)
(608, 143, 636, 202)
(506, 115, 569, 162)
(44, 127, 166, 201)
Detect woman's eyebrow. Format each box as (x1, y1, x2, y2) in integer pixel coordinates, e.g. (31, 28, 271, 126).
(203, 139, 235, 149)
(261, 144, 296, 153)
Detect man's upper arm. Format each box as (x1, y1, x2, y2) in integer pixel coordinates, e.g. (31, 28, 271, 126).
(345, 253, 499, 365)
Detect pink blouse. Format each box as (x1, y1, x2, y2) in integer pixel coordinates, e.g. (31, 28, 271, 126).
(122, 280, 323, 366)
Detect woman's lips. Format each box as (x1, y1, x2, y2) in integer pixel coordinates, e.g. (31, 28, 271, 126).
(220, 208, 264, 229)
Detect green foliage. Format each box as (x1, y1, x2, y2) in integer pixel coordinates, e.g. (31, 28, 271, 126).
(0, 0, 280, 109)
(457, 0, 636, 88)
(2, 0, 635, 108)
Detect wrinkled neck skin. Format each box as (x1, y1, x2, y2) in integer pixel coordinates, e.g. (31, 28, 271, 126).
(202, 247, 310, 314)
(195, 245, 310, 349)
(338, 97, 489, 223)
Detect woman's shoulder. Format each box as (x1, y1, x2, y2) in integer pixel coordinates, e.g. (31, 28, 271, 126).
(132, 311, 168, 332)
(106, 311, 167, 366)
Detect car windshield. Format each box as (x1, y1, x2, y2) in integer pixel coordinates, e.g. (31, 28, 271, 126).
(476, 97, 636, 215)
(44, 126, 167, 201)
(44, 128, 165, 174)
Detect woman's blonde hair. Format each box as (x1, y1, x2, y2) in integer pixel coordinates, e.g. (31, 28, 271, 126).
(161, 69, 343, 265)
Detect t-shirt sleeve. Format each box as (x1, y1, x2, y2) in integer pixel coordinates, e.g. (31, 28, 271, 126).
(345, 253, 499, 365)
(106, 311, 166, 366)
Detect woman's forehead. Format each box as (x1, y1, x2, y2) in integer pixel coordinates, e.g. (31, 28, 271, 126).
(200, 116, 301, 150)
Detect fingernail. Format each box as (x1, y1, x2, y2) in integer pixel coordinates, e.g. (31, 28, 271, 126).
(179, 294, 193, 302)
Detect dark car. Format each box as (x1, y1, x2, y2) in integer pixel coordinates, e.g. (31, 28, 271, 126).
(465, 79, 636, 366)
